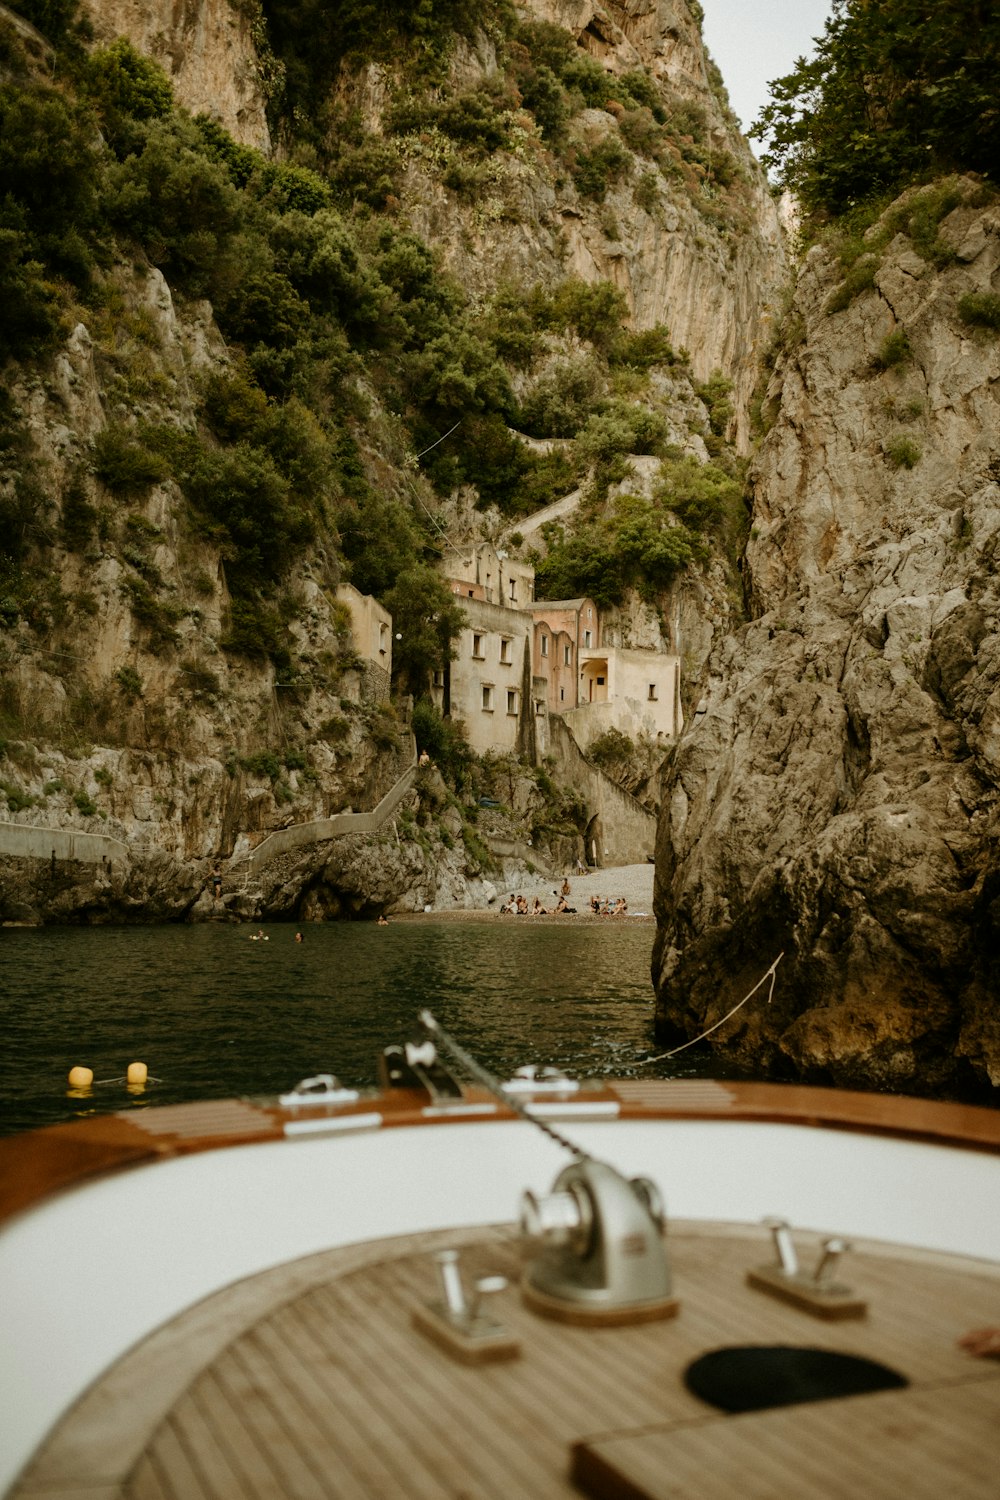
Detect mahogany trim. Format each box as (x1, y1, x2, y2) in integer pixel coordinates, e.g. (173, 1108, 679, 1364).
(0, 1081, 997, 1229)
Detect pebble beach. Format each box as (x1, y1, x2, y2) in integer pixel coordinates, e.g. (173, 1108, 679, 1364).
(398, 862, 657, 921)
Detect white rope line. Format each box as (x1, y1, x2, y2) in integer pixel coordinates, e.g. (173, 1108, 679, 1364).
(641, 951, 784, 1063)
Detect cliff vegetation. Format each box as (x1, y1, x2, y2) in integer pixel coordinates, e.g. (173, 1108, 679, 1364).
(0, 0, 779, 922)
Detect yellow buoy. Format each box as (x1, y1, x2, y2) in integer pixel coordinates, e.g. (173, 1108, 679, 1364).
(68, 1065, 94, 1089)
(126, 1061, 148, 1085)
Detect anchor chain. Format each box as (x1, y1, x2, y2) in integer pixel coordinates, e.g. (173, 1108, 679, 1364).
(417, 1009, 589, 1160)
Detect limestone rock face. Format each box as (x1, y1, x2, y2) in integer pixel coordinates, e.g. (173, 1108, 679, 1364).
(539, 0, 788, 444)
(653, 183, 1000, 1092)
(376, 0, 787, 451)
(82, 0, 271, 149)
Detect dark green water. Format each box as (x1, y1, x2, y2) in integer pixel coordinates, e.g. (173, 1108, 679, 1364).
(0, 920, 716, 1137)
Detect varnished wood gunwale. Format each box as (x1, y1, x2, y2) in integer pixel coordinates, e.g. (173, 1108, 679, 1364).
(1, 1080, 998, 1228)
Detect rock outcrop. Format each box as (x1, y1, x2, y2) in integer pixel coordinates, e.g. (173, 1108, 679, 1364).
(547, 0, 786, 444)
(379, 0, 786, 449)
(81, 0, 272, 148)
(653, 180, 1000, 1093)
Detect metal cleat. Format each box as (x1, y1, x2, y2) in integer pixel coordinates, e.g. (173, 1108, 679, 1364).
(746, 1218, 867, 1319)
(279, 1074, 360, 1108)
(501, 1065, 580, 1095)
(412, 1248, 520, 1364)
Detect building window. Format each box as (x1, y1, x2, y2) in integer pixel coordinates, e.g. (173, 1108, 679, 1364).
(586, 607, 593, 620)
(433, 670, 445, 688)
(534, 698, 544, 715)
(560, 687, 565, 701)
(584, 630, 593, 648)
(499, 637, 512, 664)
(506, 689, 518, 715)
(482, 685, 495, 711)
(564, 645, 572, 666)
(597, 676, 605, 686)
(509, 578, 517, 602)
(648, 684, 658, 701)
(540, 635, 548, 658)
(379, 623, 388, 656)
(472, 633, 484, 659)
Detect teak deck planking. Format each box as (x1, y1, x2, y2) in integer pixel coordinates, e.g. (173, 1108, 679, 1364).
(10, 1221, 1000, 1500)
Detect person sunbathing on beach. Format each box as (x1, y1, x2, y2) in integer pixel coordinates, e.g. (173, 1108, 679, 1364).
(590, 895, 601, 914)
(500, 894, 516, 914)
(555, 895, 576, 914)
(532, 897, 548, 915)
(516, 894, 528, 914)
(612, 897, 628, 916)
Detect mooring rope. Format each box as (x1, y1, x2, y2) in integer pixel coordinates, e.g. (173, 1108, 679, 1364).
(418, 1009, 588, 1159)
(640, 952, 784, 1064)
(86, 1075, 163, 1087)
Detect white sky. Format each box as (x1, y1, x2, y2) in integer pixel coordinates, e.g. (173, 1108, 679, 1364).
(699, 0, 833, 144)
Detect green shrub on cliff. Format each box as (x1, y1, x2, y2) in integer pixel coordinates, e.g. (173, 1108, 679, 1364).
(534, 494, 698, 608)
(885, 435, 922, 470)
(872, 330, 912, 371)
(80, 38, 174, 156)
(0, 78, 102, 315)
(90, 424, 171, 496)
(958, 292, 1000, 332)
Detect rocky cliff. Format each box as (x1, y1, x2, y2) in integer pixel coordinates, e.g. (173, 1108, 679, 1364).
(653, 179, 1000, 1093)
(82, 0, 272, 148)
(352, 0, 785, 449)
(0, 0, 784, 924)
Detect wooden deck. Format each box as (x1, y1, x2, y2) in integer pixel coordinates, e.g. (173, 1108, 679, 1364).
(11, 1221, 1000, 1500)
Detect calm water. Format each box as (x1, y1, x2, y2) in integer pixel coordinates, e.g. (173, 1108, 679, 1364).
(0, 920, 721, 1138)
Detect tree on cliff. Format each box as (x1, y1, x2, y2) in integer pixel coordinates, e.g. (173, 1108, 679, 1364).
(753, 0, 999, 223)
(383, 564, 466, 697)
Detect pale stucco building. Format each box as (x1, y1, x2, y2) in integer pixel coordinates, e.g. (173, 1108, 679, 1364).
(335, 583, 392, 702)
(447, 542, 535, 611)
(532, 598, 599, 713)
(335, 582, 393, 671)
(568, 645, 683, 751)
(532, 597, 683, 751)
(435, 553, 682, 761)
(433, 544, 538, 755)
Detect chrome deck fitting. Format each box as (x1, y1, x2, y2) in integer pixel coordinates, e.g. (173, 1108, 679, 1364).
(746, 1218, 867, 1319)
(411, 1249, 521, 1364)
